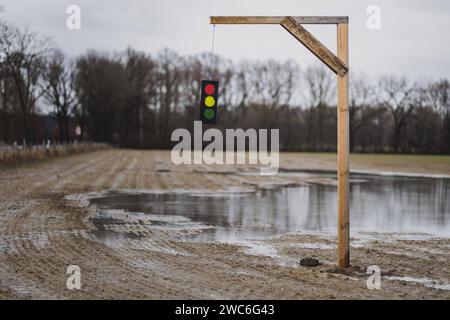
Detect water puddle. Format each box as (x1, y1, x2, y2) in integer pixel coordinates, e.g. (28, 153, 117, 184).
(87, 172, 450, 243)
(289, 242, 336, 250)
(385, 276, 450, 291)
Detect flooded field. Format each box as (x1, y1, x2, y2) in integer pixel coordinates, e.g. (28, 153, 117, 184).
(88, 172, 450, 244)
(1, 150, 449, 299)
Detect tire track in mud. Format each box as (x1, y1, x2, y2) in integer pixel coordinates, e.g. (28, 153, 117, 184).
(57, 207, 171, 297)
(14, 150, 193, 298)
(50, 151, 122, 192)
(80, 152, 128, 190)
(9, 203, 88, 298)
(0, 151, 119, 298)
(29, 152, 113, 196)
(109, 153, 137, 190)
(2, 192, 156, 298)
(0, 200, 62, 298)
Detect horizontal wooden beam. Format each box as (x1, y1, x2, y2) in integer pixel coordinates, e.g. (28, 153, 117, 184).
(280, 16, 348, 76)
(210, 16, 348, 25)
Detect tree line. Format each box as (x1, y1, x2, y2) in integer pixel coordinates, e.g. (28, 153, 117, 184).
(1, 21, 449, 153)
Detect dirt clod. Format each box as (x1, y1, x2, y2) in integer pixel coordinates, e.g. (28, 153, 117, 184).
(300, 257, 321, 267)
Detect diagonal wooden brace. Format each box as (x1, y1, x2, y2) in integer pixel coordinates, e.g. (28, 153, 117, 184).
(280, 16, 348, 76)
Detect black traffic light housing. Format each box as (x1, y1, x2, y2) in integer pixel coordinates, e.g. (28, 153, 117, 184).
(199, 80, 219, 124)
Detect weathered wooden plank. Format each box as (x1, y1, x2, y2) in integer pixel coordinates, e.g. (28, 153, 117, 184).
(210, 16, 282, 24)
(280, 16, 348, 76)
(337, 23, 350, 269)
(210, 16, 348, 25)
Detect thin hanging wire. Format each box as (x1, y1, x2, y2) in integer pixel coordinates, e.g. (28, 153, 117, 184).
(209, 24, 216, 80)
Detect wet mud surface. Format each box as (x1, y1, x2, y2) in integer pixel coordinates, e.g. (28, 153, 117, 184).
(0, 150, 449, 299)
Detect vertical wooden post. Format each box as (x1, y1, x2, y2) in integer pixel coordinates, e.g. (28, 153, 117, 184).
(337, 22, 349, 268)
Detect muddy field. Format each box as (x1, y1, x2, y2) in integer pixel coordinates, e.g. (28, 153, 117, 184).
(0, 149, 449, 299)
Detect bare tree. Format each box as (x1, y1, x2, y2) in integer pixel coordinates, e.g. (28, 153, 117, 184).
(43, 50, 78, 143)
(0, 23, 53, 143)
(179, 54, 207, 109)
(378, 75, 417, 152)
(214, 56, 235, 111)
(252, 59, 298, 110)
(155, 48, 182, 145)
(302, 64, 335, 149)
(349, 72, 384, 151)
(0, 20, 13, 142)
(75, 51, 125, 143)
(122, 48, 157, 148)
(427, 79, 450, 152)
(234, 61, 254, 109)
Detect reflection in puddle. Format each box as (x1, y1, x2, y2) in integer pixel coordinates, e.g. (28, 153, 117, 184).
(88, 173, 450, 242)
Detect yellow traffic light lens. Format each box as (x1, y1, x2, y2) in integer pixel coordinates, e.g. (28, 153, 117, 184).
(205, 96, 215, 107)
(204, 109, 215, 119)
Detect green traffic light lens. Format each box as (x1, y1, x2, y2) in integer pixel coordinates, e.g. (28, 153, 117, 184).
(203, 108, 215, 119)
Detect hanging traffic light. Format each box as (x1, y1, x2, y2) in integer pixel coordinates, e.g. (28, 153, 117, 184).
(199, 80, 219, 124)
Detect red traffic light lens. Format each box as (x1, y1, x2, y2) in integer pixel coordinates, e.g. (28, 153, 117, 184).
(204, 84, 216, 95)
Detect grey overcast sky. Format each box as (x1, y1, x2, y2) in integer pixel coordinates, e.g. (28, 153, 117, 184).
(1, 0, 450, 79)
